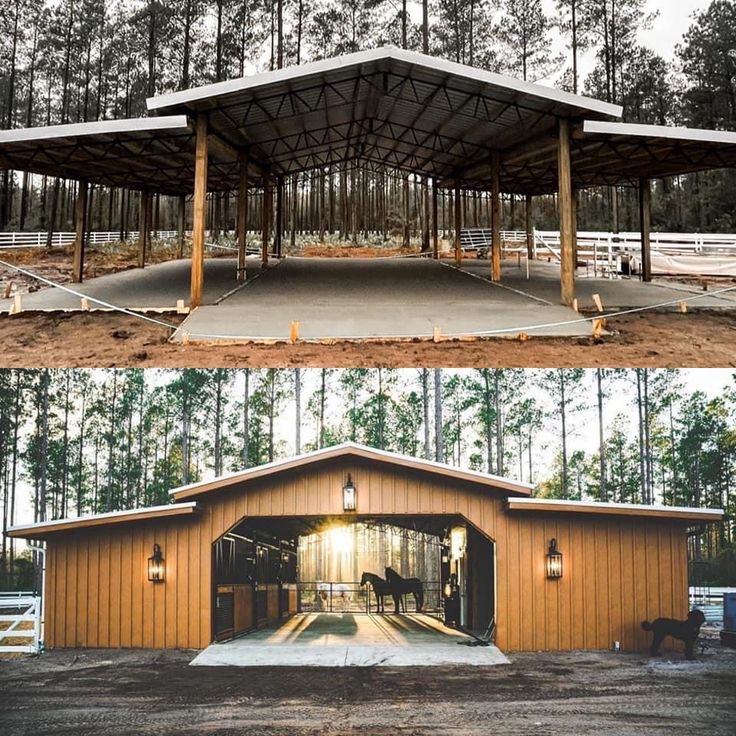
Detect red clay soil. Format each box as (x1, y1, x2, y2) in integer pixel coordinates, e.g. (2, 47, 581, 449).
(1, 310, 735, 368)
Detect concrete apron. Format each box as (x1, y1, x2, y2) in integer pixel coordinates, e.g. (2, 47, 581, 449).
(173, 257, 591, 343)
(190, 613, 510, 667)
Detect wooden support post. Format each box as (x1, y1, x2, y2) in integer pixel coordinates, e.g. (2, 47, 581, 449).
(176, 194, 186, 259)
(137, 191, 149, 269)
(558, 119, 575, 307)
(262, 175, 272, 267)
(275, 175, 284, 258)
(525, 194, 534, 261)
(431, 177, 439, 259)
(639, 177, 652, 282)
(190, 113, 209, 308)
(454, 184, 462, 265)
(72, 180, 88, 283)
(237, 152, 249, 283)
(491, 152, 501, 281)
(572, 190, 579, 271)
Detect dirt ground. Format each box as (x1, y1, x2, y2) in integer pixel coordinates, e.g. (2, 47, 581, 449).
(1, 309, 735, 368)
(1, 642, 734, 735)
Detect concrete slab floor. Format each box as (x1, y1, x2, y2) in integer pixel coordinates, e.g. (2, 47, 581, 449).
(190, 613, 509, 667)
(460, 258, 736, 310)
(175, 257, 589, 342)
(0, 257, 266, 313)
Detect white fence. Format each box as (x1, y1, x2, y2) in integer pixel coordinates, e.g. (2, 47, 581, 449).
(0, 592, 42, 654)
(0, 230, 183, 249)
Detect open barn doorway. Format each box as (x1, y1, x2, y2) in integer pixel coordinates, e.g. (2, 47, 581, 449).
(210, 515, 495, 644)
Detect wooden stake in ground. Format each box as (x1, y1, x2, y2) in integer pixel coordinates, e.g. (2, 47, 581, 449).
(491, 152, 501, 281)
(190, 114, 209, 308)
(558, 119, 575, 307)
(72, 179, 89, 283)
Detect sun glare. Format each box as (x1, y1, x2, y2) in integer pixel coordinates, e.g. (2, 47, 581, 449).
(328, 525, 354, 555)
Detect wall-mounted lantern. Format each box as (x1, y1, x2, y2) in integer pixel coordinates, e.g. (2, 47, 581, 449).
(546, 538, 563, 579)
(148, 543, 165, 582)
(343, 474, 356, 511)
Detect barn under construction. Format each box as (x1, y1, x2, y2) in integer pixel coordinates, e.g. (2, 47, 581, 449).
(8, 443, 723, 656)
(2, 45, 736, 323)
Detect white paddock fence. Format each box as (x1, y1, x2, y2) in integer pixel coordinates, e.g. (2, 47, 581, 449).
(462, 229, 736, 277)
(0, 592, 42, 654)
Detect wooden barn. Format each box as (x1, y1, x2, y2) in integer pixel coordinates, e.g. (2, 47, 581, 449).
(9, 443, 723, 654)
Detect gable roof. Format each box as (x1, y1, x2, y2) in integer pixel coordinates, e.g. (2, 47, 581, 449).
(170, 442, 534, 501)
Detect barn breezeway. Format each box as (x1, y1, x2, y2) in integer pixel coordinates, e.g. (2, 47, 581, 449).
(191, 612, 509, 667)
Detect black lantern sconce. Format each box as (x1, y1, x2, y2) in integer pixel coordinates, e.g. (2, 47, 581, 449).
(546, 538, 563, 579)
(343, 474, 357, 511)
(148, 543, 165, 582)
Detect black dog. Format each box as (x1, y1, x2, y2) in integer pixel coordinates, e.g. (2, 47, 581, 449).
(642, 610, 706, 660)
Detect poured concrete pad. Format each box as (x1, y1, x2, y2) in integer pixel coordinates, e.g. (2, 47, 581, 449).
(175, 257, 588, 342)
(191, 613, 509, 667)
(460, 259, 736, 311)
(0, 257, 264, 313)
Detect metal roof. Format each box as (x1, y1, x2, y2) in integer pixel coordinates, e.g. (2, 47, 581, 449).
(507, 497, 724, 522)
(1, 47, 735, 196)
(170, 441, 534, 501)
(7, 502, 201, 538)
(146, 46, 622, 190)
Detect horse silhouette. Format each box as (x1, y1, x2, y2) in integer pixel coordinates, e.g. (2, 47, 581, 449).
(360, 571, 393, 613)
(385, 567, 424, 614)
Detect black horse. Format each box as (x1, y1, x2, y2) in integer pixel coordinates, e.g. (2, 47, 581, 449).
(385, 567, 424, 613)
(360, 571, 394, 613)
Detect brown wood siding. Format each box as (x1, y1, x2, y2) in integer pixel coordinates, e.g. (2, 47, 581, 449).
(44, 457, 689, 652)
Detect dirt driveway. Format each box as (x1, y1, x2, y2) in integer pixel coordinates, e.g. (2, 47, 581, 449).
(1, 644, 734, 735)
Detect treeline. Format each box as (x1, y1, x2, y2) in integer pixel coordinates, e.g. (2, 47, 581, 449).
(1, 368, 734, 582)
(0, 0, 735, 238)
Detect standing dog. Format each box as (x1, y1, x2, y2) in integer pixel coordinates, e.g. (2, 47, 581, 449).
(642, 610, 706, 660)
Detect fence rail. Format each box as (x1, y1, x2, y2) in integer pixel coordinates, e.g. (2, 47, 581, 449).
(0, 593, 42, 654)
(298, 580, 443, 616)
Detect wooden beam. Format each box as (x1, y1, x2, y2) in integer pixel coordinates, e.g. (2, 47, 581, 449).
(525, 194, 534, 260)
(237, 152, 249, 283)
(558, 119, 575, 307)
(431, 177, 439, 259)
(137, 191, 149, 269)
(71, 179, 88, 283)
(190, 114, 209, 308)
(275, 174, 284, 258)
(262, 176, 272, 267)
(491, 151, 501, 281)
(176, 194, 186, 259)
(572, 190, 578, 271)
(639, 177, 652, 282)
(453, 184, 461, 265)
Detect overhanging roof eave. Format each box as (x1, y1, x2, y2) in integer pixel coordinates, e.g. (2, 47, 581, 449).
(145, 46, 623, 121)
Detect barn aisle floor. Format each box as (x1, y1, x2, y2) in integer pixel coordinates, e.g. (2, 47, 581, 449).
(190, 613, 509, 667)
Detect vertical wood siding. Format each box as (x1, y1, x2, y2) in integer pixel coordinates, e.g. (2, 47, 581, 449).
(45, 457, 689, 652)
